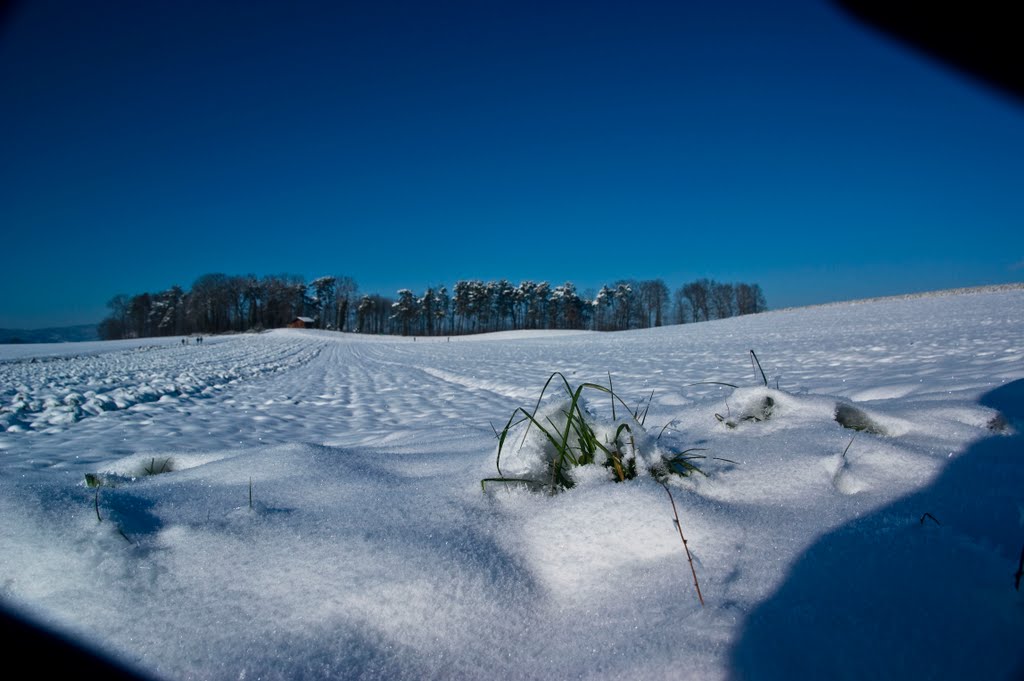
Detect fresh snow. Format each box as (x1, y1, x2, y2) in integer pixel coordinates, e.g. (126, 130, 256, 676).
(0, 288, 1022, 679)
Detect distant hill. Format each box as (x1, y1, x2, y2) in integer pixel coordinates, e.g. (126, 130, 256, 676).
(0, 324, 100, 344)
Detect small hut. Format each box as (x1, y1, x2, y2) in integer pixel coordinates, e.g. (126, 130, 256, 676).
(288, 317, 316, 329)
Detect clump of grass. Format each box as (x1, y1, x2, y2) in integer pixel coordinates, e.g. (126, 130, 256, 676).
(483, 371, 712, 606)
(834, 403, 887, 435)
(482, 372, 710, 493)
(692, 350, 779, 428)
(84, 456, 175, 490)
(715, 395, 775, 429)
(142, 457, 174, 476)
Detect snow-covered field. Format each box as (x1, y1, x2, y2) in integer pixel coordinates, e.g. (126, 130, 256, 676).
(1, 288, 1022, 679)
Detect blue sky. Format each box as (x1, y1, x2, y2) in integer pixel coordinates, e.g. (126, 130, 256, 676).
(2, 0, 1022, 329)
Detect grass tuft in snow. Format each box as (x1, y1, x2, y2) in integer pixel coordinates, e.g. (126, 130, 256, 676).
(483, 372, 712, 606)
(482, 372, 713, 493)
(142, 457, 174, 476)
(710, 350, 776, 427)
(834, 403, 887, 434)
(716, 394, 775, 429)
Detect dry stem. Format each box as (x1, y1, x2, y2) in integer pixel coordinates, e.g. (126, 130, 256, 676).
(660, 480, 704, 607)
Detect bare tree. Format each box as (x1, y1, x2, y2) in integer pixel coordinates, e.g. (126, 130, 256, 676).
(242, 275, 264, 329)
(99, 294, 131, 339)
(672, 286, 691, 324)
(710, 281, 735, 320)
(334, 276, 358, 332)
(682, 279, 711, 322)
(640, 279, 670, 327)
(735, 283, 767, 315)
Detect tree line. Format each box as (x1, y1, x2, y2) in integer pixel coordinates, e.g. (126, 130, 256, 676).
(98, 273, 765, 340)
(98, 274, 357, 340)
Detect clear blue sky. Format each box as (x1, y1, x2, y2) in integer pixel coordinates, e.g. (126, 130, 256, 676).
(2, 0, 1022, 329)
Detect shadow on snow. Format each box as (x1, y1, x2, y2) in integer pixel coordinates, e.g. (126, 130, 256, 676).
(728, 379, 1024, 680)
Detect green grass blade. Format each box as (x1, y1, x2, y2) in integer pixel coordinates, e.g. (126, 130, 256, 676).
(608, 372, 616, 420)
(683, 381, 739, 389)
(750, 349, 768, 386)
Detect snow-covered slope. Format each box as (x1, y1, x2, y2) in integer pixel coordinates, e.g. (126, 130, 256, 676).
(0, 288, 1021, 679)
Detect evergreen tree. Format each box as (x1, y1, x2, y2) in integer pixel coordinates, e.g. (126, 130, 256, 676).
(391, 289, 418, 336)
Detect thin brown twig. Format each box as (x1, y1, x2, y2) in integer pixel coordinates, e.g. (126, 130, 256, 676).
(659, 480, 704, 607)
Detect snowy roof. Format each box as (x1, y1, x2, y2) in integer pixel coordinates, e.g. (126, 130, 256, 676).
(294, 317, 315, 323)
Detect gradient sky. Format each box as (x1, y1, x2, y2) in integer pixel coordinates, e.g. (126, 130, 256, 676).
(2, 0, 1022, 329)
